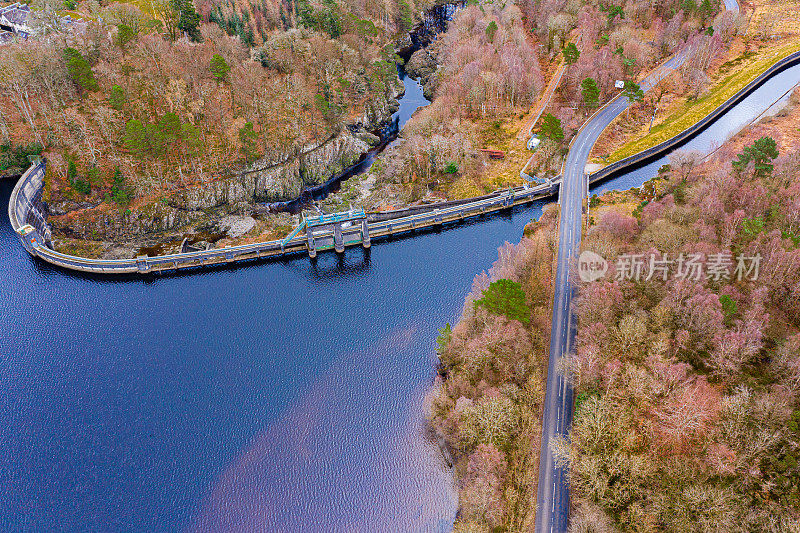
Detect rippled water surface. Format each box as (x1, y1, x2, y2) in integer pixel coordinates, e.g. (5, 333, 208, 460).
(1, 59, 798, 533)
(0, 175, 549, 531)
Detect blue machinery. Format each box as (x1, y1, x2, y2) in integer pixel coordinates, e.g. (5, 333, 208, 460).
(284, 209, 370, 258)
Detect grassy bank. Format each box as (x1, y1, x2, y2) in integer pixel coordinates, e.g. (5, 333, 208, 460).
(605, 37, 800, 163)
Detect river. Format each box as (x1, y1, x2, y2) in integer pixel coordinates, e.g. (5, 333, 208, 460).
(1, 62, 798, 533)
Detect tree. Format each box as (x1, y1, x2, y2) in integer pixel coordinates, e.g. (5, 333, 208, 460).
(539, 113, 564, 142)
(171, 0, 201, 41)
(154, 0, 180, 40)
(603, 4, 625, 23)
(732, 136, 778, 178)
(581, 77, 600, 107)
(117, 23, 136, 50)
(623, 80, 644, 104)
(64, 48, 99, 93)
(158, 112, 182, 145)
(562, 42, 580, 65)
(396, 0, 413, 33)
(485, 21, 498, 43)
(109, 85, 126, 110)
(124, 119, 148, 156)
(238, 121, 259, 162)
(623, 80, 644, 118)
(210, 54, 231, 81)
(474, 279, 530, 325)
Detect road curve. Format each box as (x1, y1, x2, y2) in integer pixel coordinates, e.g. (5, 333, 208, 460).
(533, 51, 686, 533)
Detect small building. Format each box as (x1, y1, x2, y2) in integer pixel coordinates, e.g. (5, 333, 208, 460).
(527, 135, 541, 151)
(615, 80, 625, 89)
(0, 2, 31, 40)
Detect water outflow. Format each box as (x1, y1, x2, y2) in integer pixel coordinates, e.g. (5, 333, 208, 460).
(267, 1, 460, 214)
(1, 60, 798, 533)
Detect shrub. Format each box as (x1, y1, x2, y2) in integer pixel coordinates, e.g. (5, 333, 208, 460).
(474, 279, 530, 325)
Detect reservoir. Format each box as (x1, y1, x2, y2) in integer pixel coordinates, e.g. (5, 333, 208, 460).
(1, 60, 799, 532)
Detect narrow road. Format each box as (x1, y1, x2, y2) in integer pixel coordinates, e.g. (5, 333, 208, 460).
(533, 51, 686, 533)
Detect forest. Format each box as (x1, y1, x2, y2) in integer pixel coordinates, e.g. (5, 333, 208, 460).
(2, 0, 742, 253)
(0, 0, 416, 248)
(431, 207, 557, 531)
(352, 0, 741, 209)
(432, 92, 800, 531)
(563, 98, 800, 531)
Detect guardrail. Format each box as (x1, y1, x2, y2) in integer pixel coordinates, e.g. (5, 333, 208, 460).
(10, 49, 799, 275)
(588, 49, 800, 185)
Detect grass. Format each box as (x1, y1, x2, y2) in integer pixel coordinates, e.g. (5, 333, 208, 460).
(607, 38, 800, 163)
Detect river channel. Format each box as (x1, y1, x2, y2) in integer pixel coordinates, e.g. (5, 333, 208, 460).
(1, 61, 798, 532)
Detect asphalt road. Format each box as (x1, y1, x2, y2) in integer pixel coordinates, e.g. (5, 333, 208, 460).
(533, 51, 687, 533)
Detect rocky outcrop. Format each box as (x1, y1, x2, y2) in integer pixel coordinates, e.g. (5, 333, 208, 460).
(405, 46, 440, 100)
(47, 78, 404, 244)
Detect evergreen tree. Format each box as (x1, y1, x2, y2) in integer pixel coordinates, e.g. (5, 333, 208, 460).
(117, 23, 136, 49)
(732, 136, 779, 178)
(396, 0, 413, 33)
(238, 122, 259, 163)
(210, 54, 231, 81)
(171, 0, 201, 41)
(623, 80, 644, 104)
(485, 21, 498, 43)
(124, 119, 148, 156)
(64, 48, 99, 93)
(581, 77, 600, 107)
(109, 85, 126, 110)
(474, 279, 531, 325)
(158, 113, 182, 145)
(562, 42, 580, 65)
(540, 113, 564, 142)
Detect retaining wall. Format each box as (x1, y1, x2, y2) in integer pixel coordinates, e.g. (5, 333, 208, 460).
(589, 50, 800, 185)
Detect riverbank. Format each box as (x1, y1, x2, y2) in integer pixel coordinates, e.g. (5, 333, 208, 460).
(429, 207, 557, 531)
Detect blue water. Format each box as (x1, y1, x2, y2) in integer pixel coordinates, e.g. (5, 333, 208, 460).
(1, 60, 798, 533)
(0, 175, 545, 531)
(395, 70, 429, 130)
(593, 62, 800, 194)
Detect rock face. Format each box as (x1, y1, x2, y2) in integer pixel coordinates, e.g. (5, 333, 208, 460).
(171, 127, 376, 211)
(47, 77, 404, 244)
(405, 46, 440, 100)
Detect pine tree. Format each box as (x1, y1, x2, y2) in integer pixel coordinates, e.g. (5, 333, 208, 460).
(124, 119, 148, 156)
(64, 48, 99, 93)
(171, 0, 201, 41)
(562, 42, 580, 65)
(109, 85, 126, 110)
(210, 54, 231, 81)
(581, 77, 600, 107)
(540, 113, 564, 142)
